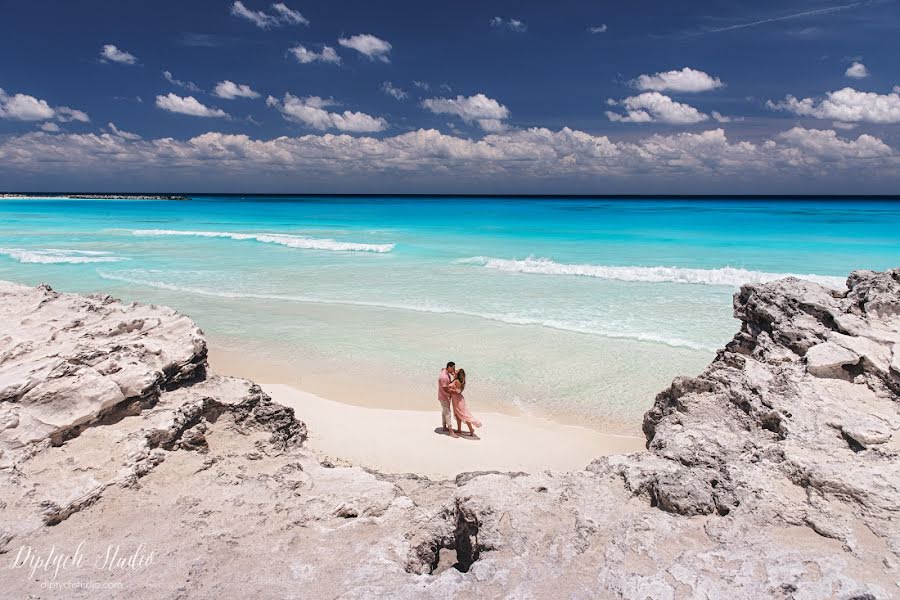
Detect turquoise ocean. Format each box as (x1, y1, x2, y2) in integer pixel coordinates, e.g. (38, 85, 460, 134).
(2, 197, 898, 432)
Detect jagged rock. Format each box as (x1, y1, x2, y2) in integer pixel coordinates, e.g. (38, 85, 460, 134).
(0, 271, 898, 598)
(838, 414, 893, 447)
(0, 281, 207, 464)
(806, 341, 860, 378)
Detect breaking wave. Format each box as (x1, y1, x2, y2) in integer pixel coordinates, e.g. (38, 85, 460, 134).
(459, 257, 846, 288)
(131, 229, 394, 253)
(0, 248, 126, 264)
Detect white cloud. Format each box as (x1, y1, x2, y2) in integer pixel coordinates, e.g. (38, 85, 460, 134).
(39, 122, 60, 132)
(844, 61, 869, 79)
(108, 122, 141, 140)
(490, 17, 527, 32)
(767, 87, 900, 124)
(230, 1, 277, 27)
(381, 82, 408, 100)
(633, 67, 724, 93)
(0, 90, 55, 121)
(413, 81, 430, 91)
(491, 17, 526, 32)
(422, 93, 510, 131)
(155, 93, 228, 118)
(588, 25, 608, 33)
(55, 107, 90, 123)
(711, 111, 731, 123)
(163, 71, 201, 92)
(289, 44, 341, 64)
(338, 34, 392, 62)
(230, 1, 307, 28)
(270, 2, 307, 25)
(267, 93, 387, 132)
(100, 44, 137, 65)
(777, 127, 891, 161)
(213, 81, 260, 100)
(0, 88, 89, 123)
(606, 92, 709, 124)
(1, 127, 893, 190)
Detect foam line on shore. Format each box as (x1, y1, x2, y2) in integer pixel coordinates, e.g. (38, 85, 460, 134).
(0, 248, 126, 264)
(131, 229, 395, 253)
(459, 256, 847, 288)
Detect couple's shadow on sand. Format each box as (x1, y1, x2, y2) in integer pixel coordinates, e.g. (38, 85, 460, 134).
(433, 427, 481, 441)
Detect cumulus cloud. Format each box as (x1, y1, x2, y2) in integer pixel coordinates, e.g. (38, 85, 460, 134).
(289, 44, 341, 64)
(338, 34, 392, 62)
(413, 81, 430, 91)
(39, 122, 60, 132)
(0, 88, 89, 123)
(606, 92, 709, 124)
(163, 71, 201, 92)
(213, 81, 260, 100)
(230, 1, 307, 28)
(844, 61, 869, 79)
(100, 44, 137, 65)
(422, 93, 510, 131)
(1, 127, 893, 191)
(381, 82, 408, 100)
(633, 68, 724, 93)
(0, 91, 55, 121)
(767, 87, 900, 124)
(776, 126, 891, 161)
(490, 17, 527, 32)
(588, 25, 608, 33)
(267, 93, 387, 132)
(155, 93, 228, 118)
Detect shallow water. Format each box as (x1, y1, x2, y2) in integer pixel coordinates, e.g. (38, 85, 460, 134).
(2, 196, 898, 429)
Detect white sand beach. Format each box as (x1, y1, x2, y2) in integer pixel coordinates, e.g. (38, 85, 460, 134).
(260, 383, 645, 477)
(208, 345, 647, 476)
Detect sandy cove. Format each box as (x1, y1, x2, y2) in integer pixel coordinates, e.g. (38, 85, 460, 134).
(257, 383, 643, 477)
(1, 273, 899, 598)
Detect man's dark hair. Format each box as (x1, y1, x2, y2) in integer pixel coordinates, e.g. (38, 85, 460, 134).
(446, 361, 456, 369)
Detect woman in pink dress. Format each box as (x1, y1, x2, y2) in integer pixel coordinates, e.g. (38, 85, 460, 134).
(448, 369, 481, 436)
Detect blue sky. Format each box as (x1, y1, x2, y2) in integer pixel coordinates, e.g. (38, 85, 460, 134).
(1, 0, 899, 193)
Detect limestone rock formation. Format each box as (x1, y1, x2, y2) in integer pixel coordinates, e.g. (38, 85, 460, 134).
(0, 271, 898, 599)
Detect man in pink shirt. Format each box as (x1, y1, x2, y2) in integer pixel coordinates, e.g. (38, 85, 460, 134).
(438, 361, 457, 436)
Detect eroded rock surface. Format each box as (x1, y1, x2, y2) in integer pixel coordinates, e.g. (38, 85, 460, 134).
(0, 272, 898, 599)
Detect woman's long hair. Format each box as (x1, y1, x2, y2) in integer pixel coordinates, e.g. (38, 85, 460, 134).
(456, 369, 466, 392)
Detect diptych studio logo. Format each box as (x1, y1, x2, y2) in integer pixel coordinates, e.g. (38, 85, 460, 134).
(8, 541, 155, 588)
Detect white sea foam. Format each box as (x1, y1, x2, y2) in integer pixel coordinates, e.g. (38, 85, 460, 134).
(0, 248, 126, 264)
(460, 256, 847, 288)
(131, 229, 394, 253)
(96, 269, 717, 351)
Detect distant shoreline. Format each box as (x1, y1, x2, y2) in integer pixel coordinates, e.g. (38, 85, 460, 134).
(0, 193, 187, 200)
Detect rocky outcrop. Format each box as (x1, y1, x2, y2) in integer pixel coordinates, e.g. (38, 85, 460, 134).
(0, 272, 898, 599)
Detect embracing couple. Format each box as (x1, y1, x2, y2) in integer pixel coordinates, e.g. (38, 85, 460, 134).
(438, 361, 482, 437)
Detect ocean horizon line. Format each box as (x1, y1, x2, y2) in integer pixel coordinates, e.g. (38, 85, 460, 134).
(4, 192, 900, 200)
